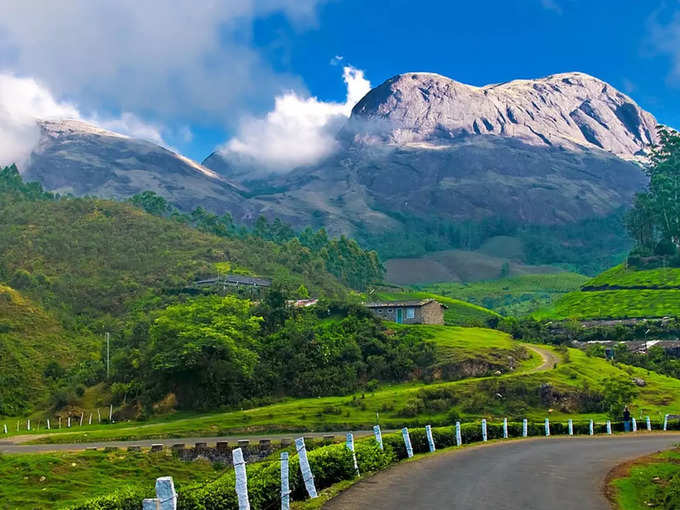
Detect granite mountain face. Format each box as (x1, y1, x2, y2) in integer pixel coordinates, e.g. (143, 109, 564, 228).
(20, 72, 660, 265)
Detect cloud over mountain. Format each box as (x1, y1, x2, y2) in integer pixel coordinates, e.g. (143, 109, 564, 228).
(219, 65, 371, 172)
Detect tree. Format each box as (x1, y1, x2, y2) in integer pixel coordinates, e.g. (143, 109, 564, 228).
(601, 377, 638, 421)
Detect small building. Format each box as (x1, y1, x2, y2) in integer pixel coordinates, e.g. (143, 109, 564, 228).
(364, 299, 446, 325)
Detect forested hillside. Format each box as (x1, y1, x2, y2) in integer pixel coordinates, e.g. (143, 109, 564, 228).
(0, 166, 386, 415)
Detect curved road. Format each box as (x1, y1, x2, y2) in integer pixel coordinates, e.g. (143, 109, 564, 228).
(325, 435, 680, 510)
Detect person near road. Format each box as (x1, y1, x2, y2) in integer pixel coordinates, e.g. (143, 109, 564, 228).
(623, 406, 632, 432)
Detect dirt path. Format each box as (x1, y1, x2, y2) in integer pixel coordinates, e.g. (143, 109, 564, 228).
(524, 343, 561, 373)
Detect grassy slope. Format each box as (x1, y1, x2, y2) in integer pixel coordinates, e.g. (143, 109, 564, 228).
(539, 265, 680, 319)
(421, 273, 588, 316)
(17, 327, 680, 444)
(0, 285, 96, 414)
(0, 449, 225, 509)
(611, 448, 680, 510)
(373, 291, 500, 326)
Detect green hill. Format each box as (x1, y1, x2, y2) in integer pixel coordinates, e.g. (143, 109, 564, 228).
(538, 265, 680, 319)
(421, 272, 588, 316)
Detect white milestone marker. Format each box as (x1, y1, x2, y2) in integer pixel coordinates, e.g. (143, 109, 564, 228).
(482, 419, 488, 442)
(606, 420, 612, 435)
(281, 451, 290, 510)
(295, 437, 318, 498)
(664, 414, 669, 431)
(647, 416, 652, 431)
(426, 425, 436, 452)
(455, 421, 462, 447)
(522, 418, 528, 438)
(589, 419, 594, 436)
(402, 427, 414, 458)
(568, 419, 573, 436)
(346, 433, 359, 475)
(503, 418, 508, 439)
(233, 448, 250, 510)
(544, 418, 550, 437)
(632, 417, 637, 432)
(373, 425, 383, 450)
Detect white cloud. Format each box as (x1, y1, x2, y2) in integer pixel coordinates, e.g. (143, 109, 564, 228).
(0, 73, 170, 167)
(0, 1, 326, 129)
(648, 7, 680, 85)
(221, 65, 371, 172)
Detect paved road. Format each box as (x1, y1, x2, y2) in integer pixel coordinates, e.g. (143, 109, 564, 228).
(325, 434, 680, 510)
(0, 430, 380, 454)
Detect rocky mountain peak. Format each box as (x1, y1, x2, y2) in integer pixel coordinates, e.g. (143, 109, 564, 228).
(348, 71, 658, 159)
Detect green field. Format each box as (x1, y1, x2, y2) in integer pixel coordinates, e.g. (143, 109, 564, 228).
(0, 449, 226, 509)
(8, 327, 680, 445)
(611, 448, 680, 510)
(420, 273, 588, 316)
(536, 289, 680, 319)
(586, 265, 680, 289)
(373, 291, 500, 326)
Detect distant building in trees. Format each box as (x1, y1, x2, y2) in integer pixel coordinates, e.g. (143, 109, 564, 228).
(364, 299, 446, 325)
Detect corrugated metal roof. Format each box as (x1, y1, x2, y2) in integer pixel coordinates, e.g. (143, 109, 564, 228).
(364, 299, 436, 308)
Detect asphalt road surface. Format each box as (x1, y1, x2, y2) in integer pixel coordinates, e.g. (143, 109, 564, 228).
(325, 434, 680, 510)
(0, 430, 380, 454)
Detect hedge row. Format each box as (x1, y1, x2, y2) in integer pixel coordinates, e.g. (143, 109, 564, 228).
(69, 419, 679, 509)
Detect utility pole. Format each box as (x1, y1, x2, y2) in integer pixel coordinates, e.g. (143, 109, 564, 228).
(105, 332, 110, 379)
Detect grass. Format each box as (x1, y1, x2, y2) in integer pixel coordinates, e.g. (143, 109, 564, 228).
(611, 448, 680, 510)
(420, 273, 588, 316)
(373, 291, 500, 326)
(587, 264, 680, 288)
(536, 289, 680, 320)
(9, 327, 680, 445)
(0, 449, 226, 509)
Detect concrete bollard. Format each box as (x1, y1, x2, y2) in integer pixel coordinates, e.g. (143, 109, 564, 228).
(295, 437, 318, 498)
(346, 433, 359, 475)
(632, 417, 637, 432)
(373, 425, 383, 450)
(568, 419, 573, 436)
(606, 421, 612, 435)
(402, 427, 414, 458)
(3, 424, 6, 434)
(481, 419, 488, 442)
(128, 445, 141, 452)
(46, 419, 50, 430)
(67, 417, 71, 428)
(281, 451, 290, 510)
(425, 425, 436, 452)
(544, 418, 550, 437)
(151, 444, 164, 453)
(522, 418, 528, 438)
(143, 476, 177, 510)
(237, 440, 250, 451)
(280, 438, 292, 447)
(259, 439, 272, 452)
(589, 419, 594, 436)
(647, 416, 652, 431)
(503, 418, 508, 439)
(27, 419, 30, 431)
(233, 448, 250, 510)
(664, 414, 669, 431)
(216, 441, 229, 453)
(171, 444, 185, 455)
(455, 421, 462, 447)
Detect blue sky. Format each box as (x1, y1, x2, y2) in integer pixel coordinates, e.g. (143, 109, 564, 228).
(0, 0, 678, 166)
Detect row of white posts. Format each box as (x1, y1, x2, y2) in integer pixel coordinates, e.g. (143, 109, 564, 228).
(144, 414, 675, 510)
(2, 406, 115, 434)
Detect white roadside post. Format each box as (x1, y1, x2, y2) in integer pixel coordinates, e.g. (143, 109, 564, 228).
(295, 437, 318, 499)
(3, 424, 6, 434)
(481, 419, 488, 442)
(80, 412, 84, 426)
(503, 418, 508, 439)
(664, 414, 669, 431)
(544, 418, 550, 437)
(88, 413, 92, 425)
(233, 448, 250, 510)
(425, 425, 436, 452)
(568, 419, 573, 436)
(606, 420, 612, 435)
(455, 421, 462, 447)
(401, 427, 414, 458)
(67, 417, 71, 428)
(632, 417, 637, 432)
(522, 418, 528, 438)
(27, 419, 30, 431)
(281, 451, 290, 510)
(647, 416, 652, 431)
(143, 476, 177, 510)
(58, 417, 62, 429)
(589, 419, 594, 436)
(97, 409, 101, 423)
(346, 433, 359, 475)
(47, 419, 50, 430)
(373, 425, 383, 450)
(109, 404, 113, 423)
